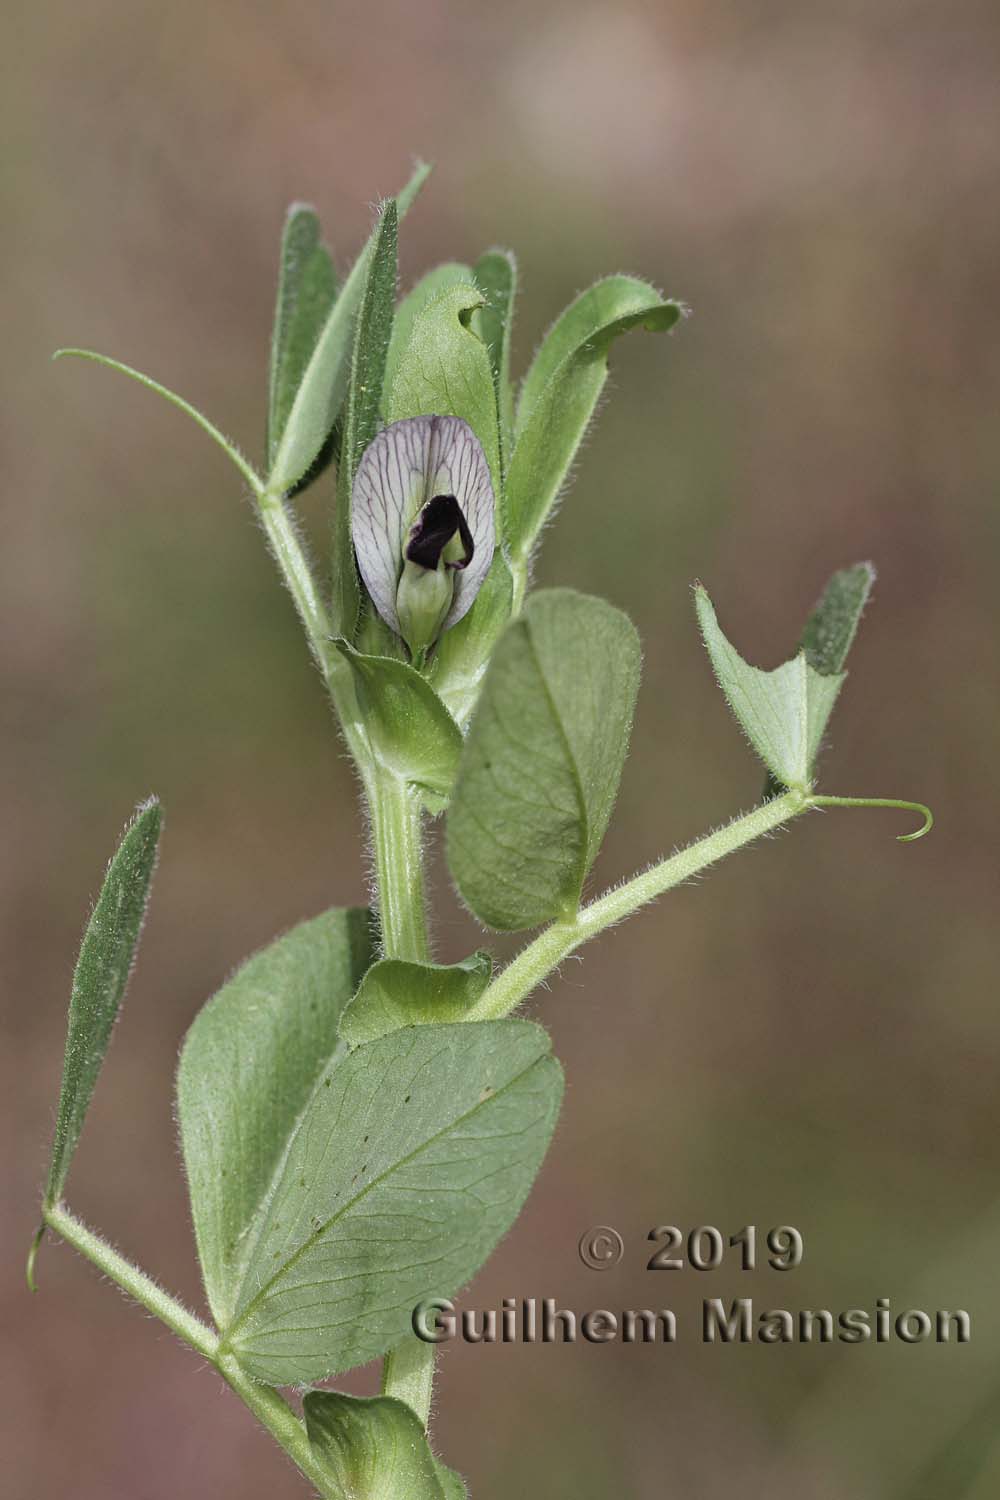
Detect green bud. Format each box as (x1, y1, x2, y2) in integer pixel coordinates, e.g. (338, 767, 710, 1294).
(396, 557, 456, 661)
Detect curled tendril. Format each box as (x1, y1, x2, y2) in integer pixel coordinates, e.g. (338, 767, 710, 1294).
(808, 795, 934, 842)
(26, 1221, 44, 1293)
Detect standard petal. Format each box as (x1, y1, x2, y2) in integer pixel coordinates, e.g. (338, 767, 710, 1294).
(423, 416, 495, 627)
(352, 417, 430, 632)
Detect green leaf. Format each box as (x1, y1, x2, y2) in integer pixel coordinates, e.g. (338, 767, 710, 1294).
(506, 276, 682, 564)
(383, 263, 473, 407)
(268, 204, 338, 471)
(332, 201, 398, 638)
(799, 560, 875, 676)
(42, 799, 162, 1213)
(763, 561, 875, 798)
(303, 1392, 446, 1500)
(219, 1019, 563, 1384)
(268, 161, 431, 495)
(385, 282, 501, 495)
(446, 589, 641, 931)
(429, 548, 515, 729)
(472, 248, 517, 469)
(333, 640, 462, 798)
(696, 585, 846, 792)
(435, 1463, 469, 1500)
(176, 908, 375, 1328)
(340, 952, 492, 1048)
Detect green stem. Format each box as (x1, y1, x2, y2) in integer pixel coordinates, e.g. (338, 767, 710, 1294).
(469, 788, 809, 1022)
(216, 1356, 340, 1500)
(366, 771, 435, 1420)
(262, 441, 439, 1425)
(256, 485, 377, 783)
(42, 1204, 339, 1498)
(380, 1334, 437, 1426)
(368, 770, 429, 964)
(43, 1202, 217, 1358)
(257, 488, 338, 679)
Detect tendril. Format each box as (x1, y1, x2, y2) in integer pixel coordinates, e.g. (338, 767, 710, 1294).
(808, 795, 934, 842)
(26, 1221, 44, 1293)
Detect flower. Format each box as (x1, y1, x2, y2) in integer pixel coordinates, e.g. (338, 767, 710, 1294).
(351, 416, 495, 658)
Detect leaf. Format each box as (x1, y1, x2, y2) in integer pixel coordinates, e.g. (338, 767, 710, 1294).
(799, 560, 875, 676)
(331, 201, 398, 638)
(695, 585, 846, 792)
(340, 951, 492, 1048)
(383, 263, 473, 407)
(446, 589, 641, 931)
(218, 1019, 563, 1384)
(472, 248, 517, 469)
(268, 204, 338, 471)
(333, 640, 463, 797)
(41, 799, 162, 1213)
(435, 1463, 469, 1500)
(763, 561, 875, 798)
(506, 276, 682, 565)
(429, 547, 515, 729)
(303, 1392, 446, 1500)
(268, 161, 431, 495)
(176, 908, 375, 1329)
(385, 282, 501, 496)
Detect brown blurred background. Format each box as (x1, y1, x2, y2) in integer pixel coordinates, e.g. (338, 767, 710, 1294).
(4, 1, 1000, 1496)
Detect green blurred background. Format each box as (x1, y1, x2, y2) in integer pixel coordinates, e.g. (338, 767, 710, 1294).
(4, 1, 999, 1495)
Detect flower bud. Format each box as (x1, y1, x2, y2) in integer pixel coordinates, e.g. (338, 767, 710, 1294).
(351, 416, 495, 657)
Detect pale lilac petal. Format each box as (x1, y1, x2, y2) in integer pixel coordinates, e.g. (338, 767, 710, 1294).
(422, 416, 495, 627)
(351, 418, 428, 632)
(351, 416, 495, 635)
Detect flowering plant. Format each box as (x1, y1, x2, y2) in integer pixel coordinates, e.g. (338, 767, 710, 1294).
(29, 165, 930, 1498)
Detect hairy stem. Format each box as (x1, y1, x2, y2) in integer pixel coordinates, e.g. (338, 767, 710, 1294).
(43, 1205, 340, 1497)
(262, 459, 439, 1424)
(255, 486, 382, 794)
(257, 488, 337, 676)
(469, 788, 809, 1022)
(43, 1202, 217, 1358)
(380, 1334, 437, 1426)
(216, 1356, 340, 1499)
(368, 770, 429, 965)
(366, 773, 436, 1420)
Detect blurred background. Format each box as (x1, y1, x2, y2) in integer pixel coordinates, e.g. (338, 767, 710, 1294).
(4, 1, 999, 1495)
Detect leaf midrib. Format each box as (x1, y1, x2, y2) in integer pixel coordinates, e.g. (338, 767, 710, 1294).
(221, 1038, 551, 1347)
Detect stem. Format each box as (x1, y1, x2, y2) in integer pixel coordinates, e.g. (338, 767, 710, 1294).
(380, 1335, 437, 1427)
(216, 1356, 340, 1500)
(42, 1205, 338, 1498)
(43, 1203, 217, 1357)
(368, 770, 429, 963)
(256, 485, 377, 784)
(469, 788, 808, 1022)
(262, 451, 440, 1423)
(257, 488, 338, 678)
(366, 770, 436, 1416)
